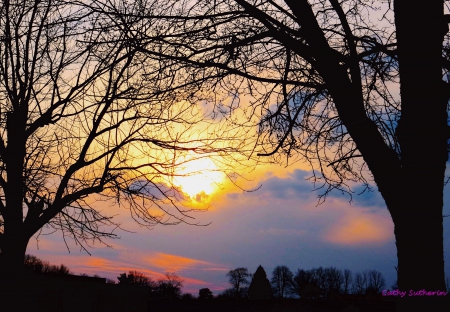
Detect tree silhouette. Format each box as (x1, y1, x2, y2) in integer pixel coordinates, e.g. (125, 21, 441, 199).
(154, 273, 183, 299)
(181, 293, 195, 300)
(342, 269, 353, 295)
(226, 267, 251, 298)
(366, 270, 386, 294)
(349, 269, 386, 295)
(24, 254, 71, 276)
(0, 0, 238, 298)
(132, 0, 449, 302)
(270, 265, 294, 298)
(198, 287, 214, 300)
(117, 271, 155, 287)
(293, 267, 344, 299)
(248, 265, 272, 300)
(293, 269, 316, 299)
(352, 271, 368, 295)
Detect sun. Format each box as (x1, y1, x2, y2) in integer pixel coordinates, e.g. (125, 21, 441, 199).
(173, 156, 225, 201)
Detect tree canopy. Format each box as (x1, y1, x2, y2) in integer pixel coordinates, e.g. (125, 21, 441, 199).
(121, 0, 449, 309)
(0, 0, 241, 267)
(118, 0, 450, 308)
(226, 267, 252, 298)
(0, 0, 242, 304)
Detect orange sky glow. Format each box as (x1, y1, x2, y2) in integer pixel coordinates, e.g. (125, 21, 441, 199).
(24, 102, 450, 296)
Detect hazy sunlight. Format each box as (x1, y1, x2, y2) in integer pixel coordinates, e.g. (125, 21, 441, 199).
(173, 156, 225, 201)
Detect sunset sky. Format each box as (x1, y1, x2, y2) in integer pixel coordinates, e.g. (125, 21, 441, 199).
(1, 0, 449, 301)
(27, 157, 450, 295)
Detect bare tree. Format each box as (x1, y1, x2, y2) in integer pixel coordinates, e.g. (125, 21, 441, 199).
(131, 0, 449, 301)
(367, 269, 386, 294)
(352, 272, 368, 295)
(154, 273, 183, 299)
(293, 268, 316, 298)
(351, 269, 384, 294)
(270, 265, 294, 298)
(0, 0, 238, 302)
(226, 267, 251, 298)
(342, 269, 352, 295)
(323, 267, 343, 295)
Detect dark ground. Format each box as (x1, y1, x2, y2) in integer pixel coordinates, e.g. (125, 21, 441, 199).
(148, 299, 397, 312)
(13, 273, 446, 312)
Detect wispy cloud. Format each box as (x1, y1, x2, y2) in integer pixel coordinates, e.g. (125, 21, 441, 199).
(145, 252, 212, 272)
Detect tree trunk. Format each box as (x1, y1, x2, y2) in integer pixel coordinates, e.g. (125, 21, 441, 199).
(0, 229, 30, 310)
(393, 0, 449, 310)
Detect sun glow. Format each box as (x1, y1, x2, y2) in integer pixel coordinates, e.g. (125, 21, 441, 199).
(173, 156, 225, 201)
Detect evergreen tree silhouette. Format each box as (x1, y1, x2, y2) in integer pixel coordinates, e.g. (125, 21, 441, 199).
(248, 265, 272, 300)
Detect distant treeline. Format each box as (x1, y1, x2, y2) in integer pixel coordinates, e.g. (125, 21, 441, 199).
(23, 255, 389, 300)
(219, 265, 390, 300)
(24, 254, 71, 276)
(23, 254, 185, 299)
(29, 255, 443, 302)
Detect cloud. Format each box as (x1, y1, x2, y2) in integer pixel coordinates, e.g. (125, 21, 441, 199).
(326, 184, 386, 208)
(258, 228, 307, 236)
(323, 205, 393, 246)
(230, 168, 386, 210)
(145, 253, 211, 272)
(250, 169, 316, 200)
(85, 257, 112, 268)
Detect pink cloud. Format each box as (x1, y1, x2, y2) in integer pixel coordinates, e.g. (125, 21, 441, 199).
(324, 210, 393, 246)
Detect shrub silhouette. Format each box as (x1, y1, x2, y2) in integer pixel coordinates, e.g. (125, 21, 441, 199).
(199, 288, 214, 300)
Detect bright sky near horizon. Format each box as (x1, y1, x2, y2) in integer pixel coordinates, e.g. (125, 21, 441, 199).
(26, 157, 450, 295)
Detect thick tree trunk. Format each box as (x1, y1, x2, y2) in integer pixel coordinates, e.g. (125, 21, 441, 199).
(394, 198, 445, 291)
(393, 1, 449, 310)
(0, 229, 30, 310)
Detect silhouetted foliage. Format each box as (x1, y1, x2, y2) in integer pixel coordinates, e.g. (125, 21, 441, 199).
(154, 273, 183, 299)
(106, 278, 116, 284)
(117, 271, 184, 299)
(294, 270, 323, 301)
(323, 267, 344, 295)
(293, 266, 348, 298)
(24, 254, 71, 276)
(216, 288, 236, 300)
(226, 267, 251, 299)
(117, 271, 155, 287)
(270, 265, 295, 298)
(198, 288, 214, 300)
(293, 269, 316, 299)
(181, 293, 195, 300)
(248, 265, 272, 300)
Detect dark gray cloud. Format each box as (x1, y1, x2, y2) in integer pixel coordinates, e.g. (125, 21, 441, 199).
(247, 169, 317, 200)
(244, 169, 386, 209)
(326, 184, 386, 208)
